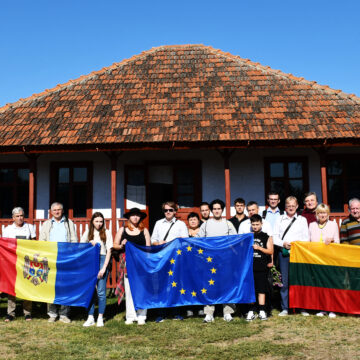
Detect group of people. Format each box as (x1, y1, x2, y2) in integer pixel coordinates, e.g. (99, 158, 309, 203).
(1, 193, 359, 326)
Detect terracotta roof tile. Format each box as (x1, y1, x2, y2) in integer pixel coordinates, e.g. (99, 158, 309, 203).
(1, 44, 360, 149)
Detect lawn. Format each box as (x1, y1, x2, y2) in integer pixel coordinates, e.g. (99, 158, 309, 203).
(0, 295, 359, 360)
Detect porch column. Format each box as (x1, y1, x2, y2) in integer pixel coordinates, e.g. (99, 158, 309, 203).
(110, 152, 118, 238)
(27, 155, 38, 223)
(319, 149, 328, 204)
(218, 149, 235, 219)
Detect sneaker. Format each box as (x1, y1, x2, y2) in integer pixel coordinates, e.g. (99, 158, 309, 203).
(300, 311, 310, 317)
(246, 311, 257, 322)
(198, 309, 205, 316)
(24, 314, 32, 321)
(223, 313, 233, 322)
(278, 310, 288, 317)
(173, 315, 184, 321)
(59, 315, 71, 324)
(186, 310, 194, 317)
(83, 317, 95, 327)
(203, 314, 214, 323)
(258, 311, 267, 321)
(155, 316, 164, 323)
(328, 312, 336, 318)
(137, 318, 146, 325)
(316, 311, 326, 317)
(96, 317, 104, 327)
(125, 319, 136, 325)
(5, 314, 15, 322)
(48, 316, 57, 323)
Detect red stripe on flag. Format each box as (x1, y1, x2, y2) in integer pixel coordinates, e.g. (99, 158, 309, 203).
(0, 238, 18, 296)
(290, 285, 360, 315)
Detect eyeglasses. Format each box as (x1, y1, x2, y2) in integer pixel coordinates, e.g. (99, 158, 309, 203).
(164, 209, 175, 213)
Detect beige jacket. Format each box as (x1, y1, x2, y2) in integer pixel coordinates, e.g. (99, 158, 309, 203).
(39, 218, 78, 243)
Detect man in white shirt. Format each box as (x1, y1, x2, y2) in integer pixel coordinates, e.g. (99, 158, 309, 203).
(239, 201, 273, 236)
(273, 196, 309, 316)
(2, 207, 36, 322)
(197, 199, 237, 323)
(151, 201, 188, 245)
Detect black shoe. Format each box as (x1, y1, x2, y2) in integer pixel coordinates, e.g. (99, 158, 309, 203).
(5, 314, 14, 322)
(25, 314, 32, 321)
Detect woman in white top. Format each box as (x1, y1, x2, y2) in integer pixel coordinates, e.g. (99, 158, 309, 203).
(81, 212, 113, 327)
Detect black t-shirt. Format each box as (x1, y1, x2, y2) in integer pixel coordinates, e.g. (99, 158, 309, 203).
(253, 231, 270, 272)
(229, 215, 248, 232)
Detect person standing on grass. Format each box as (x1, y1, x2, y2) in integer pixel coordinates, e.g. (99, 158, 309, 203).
(39, 202, 77, 323)
(197, 199, 237, 323)
(300, 192, 318, 226)
(2, 207, 36, 322)
(81, 212, 113, 327)
(200, 202, 211, 223)
(273, 196, 309, 317)
(229, 197, 248, 232)
(309, 203, 338, 318)
(151, 201, 188, 322)
(246, 215, 273, 321)
(113, 208, 150, 325)
(340, 198, 360, 245)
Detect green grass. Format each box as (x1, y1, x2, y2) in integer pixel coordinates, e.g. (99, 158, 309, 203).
(0, 296, 359, 360)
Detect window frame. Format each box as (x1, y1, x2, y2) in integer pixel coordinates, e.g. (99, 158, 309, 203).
(264, 157, 309, 207)
(0, 162, 30, 218)
(50, 162, 93, 219)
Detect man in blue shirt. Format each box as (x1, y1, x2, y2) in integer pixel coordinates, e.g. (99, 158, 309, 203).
(263, 192, 282, 230)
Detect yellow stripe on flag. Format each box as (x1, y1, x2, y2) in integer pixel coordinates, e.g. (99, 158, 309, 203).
(290, 241, 360, 268)
(15, 240, 58, 303)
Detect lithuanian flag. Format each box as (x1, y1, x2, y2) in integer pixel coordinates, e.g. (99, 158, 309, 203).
(289, 241, 360, 314)
(0, 238, 100, 308)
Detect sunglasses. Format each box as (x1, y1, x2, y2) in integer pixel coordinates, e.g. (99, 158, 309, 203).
(164, 209, 175, 213)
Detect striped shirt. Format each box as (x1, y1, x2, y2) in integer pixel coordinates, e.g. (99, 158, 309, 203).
(340, 215, 360, 245)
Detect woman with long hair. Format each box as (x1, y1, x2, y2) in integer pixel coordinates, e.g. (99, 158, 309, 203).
(113, 208, 150, 325)
(81, 212, 113, 327)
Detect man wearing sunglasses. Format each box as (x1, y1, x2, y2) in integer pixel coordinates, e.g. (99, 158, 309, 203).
(151, 201, 188, 245)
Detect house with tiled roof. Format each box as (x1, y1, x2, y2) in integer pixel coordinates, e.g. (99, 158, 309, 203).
(1, 44, 360, 239)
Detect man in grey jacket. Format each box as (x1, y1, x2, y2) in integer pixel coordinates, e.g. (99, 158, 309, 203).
(39, 202, 78, 323)
(197, 199, 237, 323)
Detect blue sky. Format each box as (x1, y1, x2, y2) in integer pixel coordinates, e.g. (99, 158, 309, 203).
(1, 0, 359, 107)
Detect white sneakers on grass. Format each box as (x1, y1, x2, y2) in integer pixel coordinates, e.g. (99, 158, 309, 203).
(203, 314, 214, 323)
(246, 311, 257, 321)
(278, 310, 288, 317)
(83, 315, 104, 327)
(258, 310, 267, 321)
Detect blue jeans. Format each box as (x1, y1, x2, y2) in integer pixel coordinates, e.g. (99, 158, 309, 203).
(278, 252, 289, 311)
(88, 255, 108, 315)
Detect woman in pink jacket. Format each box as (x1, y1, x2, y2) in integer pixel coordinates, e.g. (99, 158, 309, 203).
(308, 203, 339, 318)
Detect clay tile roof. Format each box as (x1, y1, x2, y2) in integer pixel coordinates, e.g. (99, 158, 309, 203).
(1, 44, 360, 151)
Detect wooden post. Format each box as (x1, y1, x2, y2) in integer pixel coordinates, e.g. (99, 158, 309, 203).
(218, 149, 235, 219)
(319, 149, 328, 205)
(27, 155, 38, 223)
(110, 153, 118, 238)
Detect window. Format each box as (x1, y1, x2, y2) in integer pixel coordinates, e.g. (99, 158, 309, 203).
(327, 157, 360, 212)
(264, 158, 309, 208)
(51, 163, 92, 218)
(0, 164, 29, 218)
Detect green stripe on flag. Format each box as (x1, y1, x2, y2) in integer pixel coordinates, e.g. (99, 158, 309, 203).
(290, 263, 360, 291)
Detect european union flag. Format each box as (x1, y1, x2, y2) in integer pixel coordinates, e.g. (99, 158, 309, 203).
(126, 233, 255, 310)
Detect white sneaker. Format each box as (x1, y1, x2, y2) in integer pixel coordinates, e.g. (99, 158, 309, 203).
(83, 316, 95, 327)
(59, 315, 71, 324)
(186, 310, 194, 317)
(278, 310, 288, 317)
(301, 311, 310, 317)
(137, 318, 146, 325)
(96, 317, 104, 327)
(246, 311, 257, 321)
(198, 309, 205, 316)
(125, 318, 136, 325)
(48, 316, 57, 323)
(258, 310, 267, 321)
(203, 314, 214, 323)
(328, 312, 336, 318)
(316, 311, 326, 317)
(223, 313, 233, 322)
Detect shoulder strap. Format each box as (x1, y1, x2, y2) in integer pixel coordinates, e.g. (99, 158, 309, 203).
(163, 219, 176, 242)
(281, 217, 297, 241)
(262, 209, 267, 219)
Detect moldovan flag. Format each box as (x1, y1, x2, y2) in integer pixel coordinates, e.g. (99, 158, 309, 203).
(289, 241, 360, 314)
(0, 238, 100, 308)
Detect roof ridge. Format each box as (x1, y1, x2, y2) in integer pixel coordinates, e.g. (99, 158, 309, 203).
(1, 44, 359, 113)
